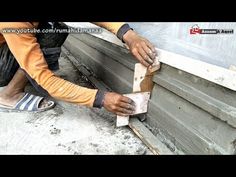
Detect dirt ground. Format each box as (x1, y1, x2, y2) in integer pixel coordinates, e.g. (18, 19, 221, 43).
(0, 54, 152, 155)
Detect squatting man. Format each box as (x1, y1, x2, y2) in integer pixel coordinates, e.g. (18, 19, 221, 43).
(0, 22, 158, 116)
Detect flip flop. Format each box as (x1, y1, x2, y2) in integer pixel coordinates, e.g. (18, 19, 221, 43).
(0, 93, 55, 113)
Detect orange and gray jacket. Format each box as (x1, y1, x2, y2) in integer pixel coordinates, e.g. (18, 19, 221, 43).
(0, 22, 132, 107)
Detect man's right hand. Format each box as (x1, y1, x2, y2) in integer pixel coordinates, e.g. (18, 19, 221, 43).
(103, 92, 136, 116)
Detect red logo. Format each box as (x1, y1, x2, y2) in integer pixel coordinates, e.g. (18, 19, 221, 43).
(190, 24, 233, 35)
(190, 24, 202, 34)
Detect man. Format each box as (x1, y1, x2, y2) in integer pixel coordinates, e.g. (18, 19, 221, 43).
(0, 22, 157, 116)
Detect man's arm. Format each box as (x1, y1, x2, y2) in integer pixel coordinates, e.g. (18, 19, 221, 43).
(0, 22, 135, 116)
(0, 22, 98, 107)
(92, 22, 125, 35)
(93, 22, 157, 67)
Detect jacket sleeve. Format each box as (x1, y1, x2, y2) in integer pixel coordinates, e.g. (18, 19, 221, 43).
(92, 22, 125, 35)
(0, 22, 98, 107)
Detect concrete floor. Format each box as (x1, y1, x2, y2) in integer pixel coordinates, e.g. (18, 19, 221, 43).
(0, 54, 151, 155)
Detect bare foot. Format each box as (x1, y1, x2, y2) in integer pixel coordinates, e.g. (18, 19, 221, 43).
(0, 92, 25, 107)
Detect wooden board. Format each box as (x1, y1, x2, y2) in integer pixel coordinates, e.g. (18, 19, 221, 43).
(129, 118, 173, 155)
(133, 61, 159, 93)
(126, 92, 150, 114)
(133, 63, 146, 92)
(116, 116, 129, 127)
(116, 92, 150, 127)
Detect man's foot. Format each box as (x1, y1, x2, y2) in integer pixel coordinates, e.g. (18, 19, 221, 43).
(0, 68, 55, 112)
(0, 91, 54, 110)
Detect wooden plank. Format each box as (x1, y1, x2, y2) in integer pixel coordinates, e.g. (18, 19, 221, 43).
(132, 58, 160, 122)
(116, 92, 150, 127)
(129, 118, 173, 155)
(126, 92, 150, 115)
(133, 63, 158, 93)
(116, 116, 129, 127)
(133, 63, 146, 92)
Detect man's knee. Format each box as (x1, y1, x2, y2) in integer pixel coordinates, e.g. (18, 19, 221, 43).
(0, 43, 19, 86)
(36, 22, 69, 48)
(36, 22, 69, 71)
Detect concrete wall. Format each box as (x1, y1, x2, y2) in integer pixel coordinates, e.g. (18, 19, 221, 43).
(63, 33, 236, 154)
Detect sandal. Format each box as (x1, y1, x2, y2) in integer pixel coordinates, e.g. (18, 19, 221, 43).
(0, 93, 55, 112)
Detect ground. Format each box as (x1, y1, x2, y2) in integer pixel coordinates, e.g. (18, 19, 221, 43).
(0, 53, 151, 155)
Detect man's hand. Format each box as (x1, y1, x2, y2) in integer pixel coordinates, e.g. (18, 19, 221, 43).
(123, 30, 157, 67)
(103, 92, 136, 116)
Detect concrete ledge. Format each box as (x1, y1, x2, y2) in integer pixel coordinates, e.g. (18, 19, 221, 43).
(153, 65, 236, 128)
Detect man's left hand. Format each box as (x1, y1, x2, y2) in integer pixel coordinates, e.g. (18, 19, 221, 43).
(123, 30, 157, 67)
